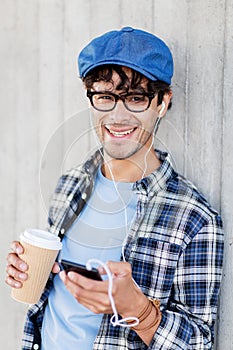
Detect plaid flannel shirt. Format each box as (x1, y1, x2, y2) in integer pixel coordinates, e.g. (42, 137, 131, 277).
(22, 149, 224, 350)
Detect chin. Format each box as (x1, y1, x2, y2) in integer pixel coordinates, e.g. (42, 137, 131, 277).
(103, 145, 142, 160)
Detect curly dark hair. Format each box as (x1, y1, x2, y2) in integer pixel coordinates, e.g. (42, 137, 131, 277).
(82, 65, 172, 109)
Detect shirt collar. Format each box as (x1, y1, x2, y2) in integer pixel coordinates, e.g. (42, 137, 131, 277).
(133, 149, 176, 198)
(82, 148, 176, 198)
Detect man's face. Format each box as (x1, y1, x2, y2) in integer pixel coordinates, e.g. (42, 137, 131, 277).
(89, 67, 160, 161)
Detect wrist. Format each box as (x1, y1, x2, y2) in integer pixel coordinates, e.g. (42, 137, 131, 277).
(120, 289, 147, 319)
(128, 297, 161, 333)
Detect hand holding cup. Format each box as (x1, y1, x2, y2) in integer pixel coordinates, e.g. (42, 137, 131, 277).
(8, 229, 62, 304)
(6, 241, 29, 288)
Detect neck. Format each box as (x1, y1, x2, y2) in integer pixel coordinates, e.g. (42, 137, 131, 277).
(101, 148, 161, 182)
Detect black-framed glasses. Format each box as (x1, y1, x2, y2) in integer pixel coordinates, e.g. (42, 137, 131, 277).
(87, 90, 156, 113)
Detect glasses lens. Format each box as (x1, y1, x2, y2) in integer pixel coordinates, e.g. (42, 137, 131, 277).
(92, 93, 115, 111)
(125, 94, 150, 112)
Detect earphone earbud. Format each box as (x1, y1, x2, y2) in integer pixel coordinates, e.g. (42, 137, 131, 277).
(159, 101, 166, 116)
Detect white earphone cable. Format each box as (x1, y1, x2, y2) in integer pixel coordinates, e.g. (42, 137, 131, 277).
(86, 258, 139, 327)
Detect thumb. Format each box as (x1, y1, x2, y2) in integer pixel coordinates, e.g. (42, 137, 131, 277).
(52, 262, 60, 274)
(106, 261, 132, 278)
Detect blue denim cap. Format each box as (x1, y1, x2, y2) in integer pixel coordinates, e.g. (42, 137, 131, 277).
(78, 27, 173, 85)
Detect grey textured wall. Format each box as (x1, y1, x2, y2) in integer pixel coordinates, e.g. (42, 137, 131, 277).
(1, 1, 232, 349)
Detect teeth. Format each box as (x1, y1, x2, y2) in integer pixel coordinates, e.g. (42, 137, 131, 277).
(108, 128, 134, 137)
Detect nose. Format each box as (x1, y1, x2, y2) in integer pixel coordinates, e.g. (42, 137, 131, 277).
(108, 100, 130, 123)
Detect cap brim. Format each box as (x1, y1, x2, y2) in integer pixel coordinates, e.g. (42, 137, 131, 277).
(81, 60, 164, 83)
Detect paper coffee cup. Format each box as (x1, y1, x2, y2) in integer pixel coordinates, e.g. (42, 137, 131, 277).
(11, 229, 62, 304)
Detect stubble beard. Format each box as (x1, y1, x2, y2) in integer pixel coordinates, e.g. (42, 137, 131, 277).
(100, 129, 153, 161)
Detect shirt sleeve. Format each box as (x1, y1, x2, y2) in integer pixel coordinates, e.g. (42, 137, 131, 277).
(148, 214, 224, 350)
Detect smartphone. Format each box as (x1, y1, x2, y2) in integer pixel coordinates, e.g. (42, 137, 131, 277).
(60, 259, 102, 281)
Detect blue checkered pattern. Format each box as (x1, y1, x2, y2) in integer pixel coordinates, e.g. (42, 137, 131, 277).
(22, 150, 224, 350)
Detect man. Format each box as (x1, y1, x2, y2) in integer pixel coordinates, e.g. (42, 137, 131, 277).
(6, 27, 224, 349)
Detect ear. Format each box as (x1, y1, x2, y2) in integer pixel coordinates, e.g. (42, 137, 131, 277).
(158, 91, 173, 118)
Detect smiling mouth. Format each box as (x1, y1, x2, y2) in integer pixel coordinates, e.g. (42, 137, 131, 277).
(105, 126, 136, 138)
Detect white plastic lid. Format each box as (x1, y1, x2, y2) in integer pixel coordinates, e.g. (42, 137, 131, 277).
(20, 229, 62, 250)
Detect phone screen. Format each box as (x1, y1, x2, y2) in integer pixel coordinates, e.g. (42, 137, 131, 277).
(60, 259, 102, 281)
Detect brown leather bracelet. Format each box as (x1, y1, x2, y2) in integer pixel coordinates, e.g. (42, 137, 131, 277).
(131, 298, 161, 332)
(148, 297, 160, 309)
(127, 298, 152, 326)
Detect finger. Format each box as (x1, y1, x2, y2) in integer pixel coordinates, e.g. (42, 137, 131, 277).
(5, 275, 22, 288)
(52, 262, 60, 274)
(59, 271, 83, 300)
(98, 266, 107, 276)
(107, 261, 132, 278)
(81, 294, 112, 314)
(10, 241, 24, 255)
(7, 252, 28, 272)
(60, 271, 112, 313)
(6, 264, 28, 282)
(59, 270, 68, 284)
(59, 271, 108, 301)
(67, 271, 108, 292)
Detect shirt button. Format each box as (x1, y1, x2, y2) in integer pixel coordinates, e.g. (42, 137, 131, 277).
(67, 193, 73, 202)
(33, 345, 39, 350)
(81, 193, 87, 200)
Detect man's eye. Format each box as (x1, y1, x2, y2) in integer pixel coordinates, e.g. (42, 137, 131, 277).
(96, 94, 113, 101)
(128, 95, 146, 103)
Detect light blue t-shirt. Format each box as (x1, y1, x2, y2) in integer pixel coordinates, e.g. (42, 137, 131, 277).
(41, 167, 137, 350)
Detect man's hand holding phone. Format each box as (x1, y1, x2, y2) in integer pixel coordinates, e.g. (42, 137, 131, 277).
(59, 260, 147, 317)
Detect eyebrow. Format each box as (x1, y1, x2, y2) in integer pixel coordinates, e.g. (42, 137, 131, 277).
(91, 90, 150, 97)
(91, 86, 148, 94)
(116, 86, 147, 94)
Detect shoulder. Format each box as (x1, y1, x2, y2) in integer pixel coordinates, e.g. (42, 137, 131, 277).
(54, 166, 84, 196)
(54, 149, 102, 196)
(47, 150, 102, 229)
(165, 171, 223, 242)
(169, 171, 219, 216)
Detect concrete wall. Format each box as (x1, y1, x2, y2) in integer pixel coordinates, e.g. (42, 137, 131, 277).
(1, 1, 232, 349)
